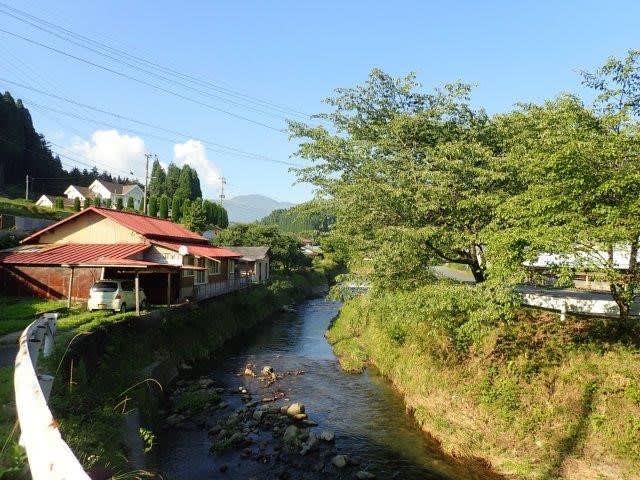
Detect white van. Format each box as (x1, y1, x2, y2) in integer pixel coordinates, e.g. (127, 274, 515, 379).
(87, 279, 147, 312)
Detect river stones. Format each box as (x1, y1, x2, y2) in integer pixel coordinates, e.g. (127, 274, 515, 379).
(292, 413, 308, 421)
(253, 409, 265, 422)
(331, 454, 348, 469)
(261, 365, 275, 375)
(356, 471, 376, 479)
(319, 430, 335, 442)
(286, 403, 305, 416)
(244, 367, 256, 377)
(300, 432, 319, 455)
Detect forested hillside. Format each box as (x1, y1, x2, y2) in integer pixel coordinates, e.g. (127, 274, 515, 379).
(260, 201, 335, 233)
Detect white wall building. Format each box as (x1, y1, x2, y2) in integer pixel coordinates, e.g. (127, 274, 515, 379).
(62, 180, 143, 209)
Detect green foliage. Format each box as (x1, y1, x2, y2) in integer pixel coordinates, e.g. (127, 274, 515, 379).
(115, 197, 124, 211)
(173, 386, 219, 413)
(174, 165, 202, 201)
(93, 196, 101, 208)
(165, 163, 181, 198)
(159, 194, 169, 219)
(126, 196, 134, 210)
(55, 196, 64, 209)
(215, 223, 309, 271)
(148, 196, 158, 217)
(180, 198, 191, 224)
(148, 158, 166, 198)
(139, 427, 155, 454)
(260, 200, 335, 233)
(104, 198, 112, 209)
(73, 197, 81, 212)
(202, 199, 227, 228)
(171, 196, 182, 222)
(83, 197, 91, 209)
(183, 199, 208, 233)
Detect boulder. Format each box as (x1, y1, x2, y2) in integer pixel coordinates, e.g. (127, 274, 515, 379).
(286, 403, 305, 416)
(244, 367, 256, 377)
(331, 455, 348, 469)
(300, 432, 319, 455)
(261, 365, 275, 375)
(293, 413, 308, 421)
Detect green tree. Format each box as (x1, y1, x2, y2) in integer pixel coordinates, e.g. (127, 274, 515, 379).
(148, 196, 158, 217)
(185, 199, 208, 233)
(54, 197, 64, 209)
(159, 194, 169, 219)
(105, 198, 112, 208)
(83, 197, 91, 209)
(148, 159, 166, 198)
(73, 197, 81, 212)
(165, 163, 181, 197)
(171, 196, 182, 222)
(93, 196, 101, 208)
(219, 207, 229, 228)
(180, 198, 191, 225)
(126, 196, 135, 210)
(289, 69, 508, 287)
(215, 224, 308, 271)
(174, 165, 202, 200)
(492, 51, 640, 320)
(116, 197, 124, 211)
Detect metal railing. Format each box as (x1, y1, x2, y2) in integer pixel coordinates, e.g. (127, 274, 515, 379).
(13, 313, 90, 479)
(190, 276, 252, 301)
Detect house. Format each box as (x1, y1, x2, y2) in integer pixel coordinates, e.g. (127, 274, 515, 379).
(63, 180, 144, 209)
(35, 195, 74, 209)
(0, 207, 243, 305)
(226, 246, 270, 282)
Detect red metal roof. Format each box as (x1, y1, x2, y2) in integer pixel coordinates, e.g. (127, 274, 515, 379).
(0, 243, 150, 266)
(152, 241, 241, 259)
(21, 207, 209, 244)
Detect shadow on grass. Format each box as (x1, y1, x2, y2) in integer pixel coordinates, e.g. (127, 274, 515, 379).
(542, 381, 598, 480)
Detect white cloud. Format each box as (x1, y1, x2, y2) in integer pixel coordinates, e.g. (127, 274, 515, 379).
(69, 130, 145, 177)
(173, 139, 222, 197)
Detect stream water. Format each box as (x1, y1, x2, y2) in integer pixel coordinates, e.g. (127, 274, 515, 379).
(156, 297, 490, 479)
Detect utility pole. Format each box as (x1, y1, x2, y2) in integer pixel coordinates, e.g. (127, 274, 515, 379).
(219, 176, 226, 206)
(25, 174, 29, 200)
(143, 153, 151, 215)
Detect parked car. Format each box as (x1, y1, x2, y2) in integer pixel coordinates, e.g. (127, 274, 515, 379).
(87, 279, 147, 312)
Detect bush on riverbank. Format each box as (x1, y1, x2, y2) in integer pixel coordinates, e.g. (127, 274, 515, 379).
(328, 286, 640, 479)
(43, 271, 324, 476)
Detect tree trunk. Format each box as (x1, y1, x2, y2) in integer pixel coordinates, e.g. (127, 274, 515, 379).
(470, 263, 486, 283)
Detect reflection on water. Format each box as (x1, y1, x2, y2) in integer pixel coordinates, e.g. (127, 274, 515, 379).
(156, 297, 488, 479)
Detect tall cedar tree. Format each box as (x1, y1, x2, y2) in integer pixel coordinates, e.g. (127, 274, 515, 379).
(159, 195, 169, 219)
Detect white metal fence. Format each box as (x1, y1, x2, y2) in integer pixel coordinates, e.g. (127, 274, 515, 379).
(187, 276, 252, 301)
(13, 313, 90, 479)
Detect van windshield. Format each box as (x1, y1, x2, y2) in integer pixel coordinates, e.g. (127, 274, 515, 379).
(92, 281, 118, 292)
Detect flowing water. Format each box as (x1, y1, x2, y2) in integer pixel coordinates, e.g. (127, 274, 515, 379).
(156, 297, 493, 479)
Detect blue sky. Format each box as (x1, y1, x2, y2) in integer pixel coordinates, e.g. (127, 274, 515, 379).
(1, 0, 638, 203)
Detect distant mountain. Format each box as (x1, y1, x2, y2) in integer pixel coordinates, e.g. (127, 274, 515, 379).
(224, 194, 295, 223)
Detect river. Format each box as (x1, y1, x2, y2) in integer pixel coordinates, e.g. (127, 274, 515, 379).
(156, 296, 490, 479)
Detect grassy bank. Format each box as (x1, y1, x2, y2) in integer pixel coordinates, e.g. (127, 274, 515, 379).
(327, 285, 640, 480)
(38, 271, 324, 476)
(0, 196, 70, 221)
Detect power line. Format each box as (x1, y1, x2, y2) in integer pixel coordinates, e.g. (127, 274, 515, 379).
(0, 1, 310, 119)
(0, 27, 285, 132)
(0, 78, 300, 166)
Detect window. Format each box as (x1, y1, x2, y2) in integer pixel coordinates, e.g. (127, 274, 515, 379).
(183, 255, 194, 277)
(195, 258, 207, 284)
(207, 258, 220, 275)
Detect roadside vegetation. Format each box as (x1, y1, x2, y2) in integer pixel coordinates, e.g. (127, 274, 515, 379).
(0, 196, 70, 221)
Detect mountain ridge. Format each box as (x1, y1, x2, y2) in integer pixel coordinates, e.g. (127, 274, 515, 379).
(224, 194, 295, 223)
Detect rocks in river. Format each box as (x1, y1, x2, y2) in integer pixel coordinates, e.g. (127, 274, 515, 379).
(282, 424, 309, 452)
(320, 430, 335, 442)
(286, 403, 305, 416)
(301, 419, 318, 427)
(331, 454, 348, 469)
(253, 409, 265, 422)
(244, 367, 256, 377)
(166, 413, 185, 426)
(292, 413, 308, 421)
(299, 432, 319, 455)
(355, 471, 376, 479)
(261, 365, 275, 375)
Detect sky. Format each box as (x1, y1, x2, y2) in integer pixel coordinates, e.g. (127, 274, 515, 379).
(1, 0, 639, 203)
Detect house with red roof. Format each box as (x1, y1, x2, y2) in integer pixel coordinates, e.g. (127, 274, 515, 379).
(0, 207, 243, 306)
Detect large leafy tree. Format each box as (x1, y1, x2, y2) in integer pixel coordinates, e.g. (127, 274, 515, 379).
(289, 69, 509, 287)
(491, 50, 640, 320)
(165, 163, 181, 198)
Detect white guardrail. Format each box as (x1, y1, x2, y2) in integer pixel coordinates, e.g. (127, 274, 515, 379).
(13, 313, 90, 479)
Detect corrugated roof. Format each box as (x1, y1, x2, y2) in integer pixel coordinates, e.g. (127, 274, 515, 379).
(21, 207, 208, 244)
(225, 246, 270, 261)
(0, 243, 150, 266)
(153, 241, 241, 259)
(94, 180, 139, 195)
(66, 185, 96, 198)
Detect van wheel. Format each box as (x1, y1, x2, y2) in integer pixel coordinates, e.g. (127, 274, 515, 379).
(120, 303, 127, 313)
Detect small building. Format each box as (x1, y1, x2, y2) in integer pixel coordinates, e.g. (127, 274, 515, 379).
(226, 246, 270, 283)
(63, 180, 144, 209)
(35, 195, 74, 209)
(0, 207, 243, 305)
